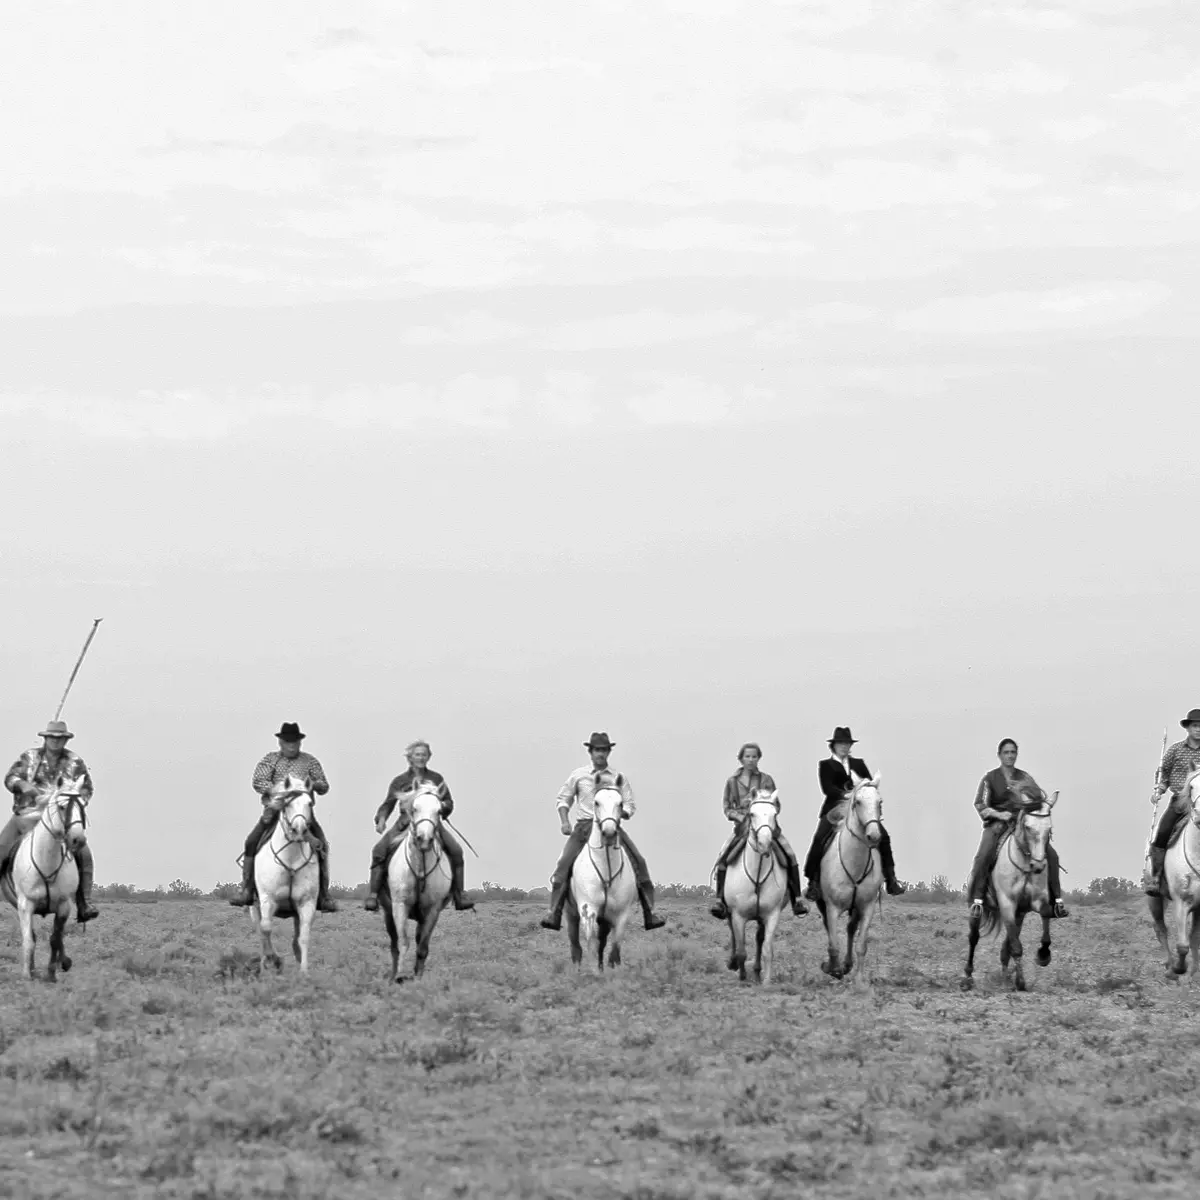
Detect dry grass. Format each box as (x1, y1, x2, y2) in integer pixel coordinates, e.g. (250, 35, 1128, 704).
(0, 896, 1196, 1199)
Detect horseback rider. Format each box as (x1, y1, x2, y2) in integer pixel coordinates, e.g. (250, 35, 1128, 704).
(1, 720, 99, 922)
(539, 732, 666, 932)
(229, 722, 338, 913)
(710, 742, 808, 920)
(803, 727, 906, 901)
(967, 738, 1068, 918)
(1145, 709, 1200, 897)
(362, 739, 475, 913)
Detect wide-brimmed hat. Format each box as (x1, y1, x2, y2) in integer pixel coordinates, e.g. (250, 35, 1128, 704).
(827, 726, 857, 746)
(585, 732, 615, 750)
(1181, 710, 1200, 729)
(275, 722, 306, 741)
(39, 720, 74, 740)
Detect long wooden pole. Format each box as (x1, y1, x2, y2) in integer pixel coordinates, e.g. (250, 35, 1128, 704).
(52, 618, 103, 721)
(1145, 726, 1168, 874)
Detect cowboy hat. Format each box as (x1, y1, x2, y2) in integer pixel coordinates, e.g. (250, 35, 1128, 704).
(584, 732, 615, 750)
(1181, 710, 1200, 729)
(38, 720, 74, 740)
(827, 726, 857, 746)
(275, 722, 306, 741)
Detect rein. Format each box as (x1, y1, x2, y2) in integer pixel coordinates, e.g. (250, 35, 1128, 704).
(586, 804, 627, 907)
(29, 796, 86, 905)
(740, 806, 781, 917)
(269, 793, 316, 875)
(835, 785, 882, 910)
(1004, 808, 1050, 885)
(404, 815, 446, 896)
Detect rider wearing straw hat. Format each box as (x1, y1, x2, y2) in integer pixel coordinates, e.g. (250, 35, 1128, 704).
(1145, 709, 1200, 897)
(802, 727, 906, 901)
(1, 720, 99, 922)
(229, 722, 338, 913)
(539, 732, 666, 933)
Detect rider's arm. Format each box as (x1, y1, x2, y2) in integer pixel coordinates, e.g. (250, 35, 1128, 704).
(618, 775, 636, 819)
(555, 769, 582, 821)
(817, 760, 844, 806)
(251, 754, 277, 798)
(438, 780, 454, 818)
(375, 773, 407, 827)
(722, 777, 739, 821)
(3, 753, 30, 796)
(72, 758, 94, 803)
(974, 775, 1005, 822)
(306, 756, 330, 796)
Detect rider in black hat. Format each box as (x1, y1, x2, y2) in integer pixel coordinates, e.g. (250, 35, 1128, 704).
(802, 727, 906, 900)
(539, 732, 666, 932)
(229, 722, 338, 913)
(1146, 709, 1200, 896)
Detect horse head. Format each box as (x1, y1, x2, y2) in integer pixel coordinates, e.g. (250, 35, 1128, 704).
(1015, 790, 1057, 872)
(592, 774, 626, 847)
(43, 779, 88, 854)
(747, 790, 780, 852)
(270, 774, 314, 841)
(848, 775, 883, 847)
(1186, 768, 1200, 825)
(409, 784, 444, 850)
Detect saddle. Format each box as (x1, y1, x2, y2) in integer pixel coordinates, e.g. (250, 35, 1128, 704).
(723, 828, 789, 871)
(1166, 813, 1189, 850)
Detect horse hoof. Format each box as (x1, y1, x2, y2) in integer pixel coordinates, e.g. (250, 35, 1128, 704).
(726, 957, 738, 972)
(1036, 948, 1051, 967)
(819, 961, 833, 977)
(960, 977, 974, 992)
(60, 956, 72, 973)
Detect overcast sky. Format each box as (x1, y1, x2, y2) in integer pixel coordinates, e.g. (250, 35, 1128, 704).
(1, 1, 1196, 894)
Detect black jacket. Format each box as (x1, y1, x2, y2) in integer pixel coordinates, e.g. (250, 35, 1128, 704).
(818, 756, 872, 817)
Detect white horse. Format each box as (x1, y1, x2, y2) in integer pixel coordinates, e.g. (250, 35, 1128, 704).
(1148, 766, 1200, 977)
(380, 784, 452, 983)
(964, 793, 1059, 992)
(720, 791, 789, 984)
(565, 780, 638, 970)
(0, 783, 88, 981)
(250, 775, 319, 973)
(816, 775, 885, 982)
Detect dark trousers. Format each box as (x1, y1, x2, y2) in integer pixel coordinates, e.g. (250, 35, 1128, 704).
(548, 820, 655, 915)
(370, 819, 465, 875)
(716, 819, 799, 868)
(968, 820, 1062, 902)
(241, 811, 330, 900)
(0, 812, 96, 913)
(803, 816, 898, 883)
(1152, 795, 1188, 849)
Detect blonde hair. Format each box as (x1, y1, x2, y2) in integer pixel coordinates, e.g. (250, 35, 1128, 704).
(405, 740, 432, 760)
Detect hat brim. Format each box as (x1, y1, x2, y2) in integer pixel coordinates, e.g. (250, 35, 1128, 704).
(1181, 719, 1200, 729)
(39, 731, 74, 739)
(276, 733, 306, 741)
(585, 742, 615, 749)
(828, 738, 857, 745)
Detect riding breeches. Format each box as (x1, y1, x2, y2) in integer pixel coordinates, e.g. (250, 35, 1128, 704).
(968, 821, 1062, 903)
(0, 812, 38, 870)
(551, 820, 653, 890)
(243, 810, 329, 859)
(716, 820, 799, 868)
(803, 817, 897, 882)
(370, 818, 465, 873)
(1152, 793, 1190, 849)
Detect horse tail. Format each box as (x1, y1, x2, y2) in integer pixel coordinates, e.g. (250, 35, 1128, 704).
(976, 875, 1001, 938)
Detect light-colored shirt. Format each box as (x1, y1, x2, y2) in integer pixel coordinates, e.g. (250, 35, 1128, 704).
(556, 765, 636, 822)
(4, 747, 93, 815)
(252, 751, 330, 802)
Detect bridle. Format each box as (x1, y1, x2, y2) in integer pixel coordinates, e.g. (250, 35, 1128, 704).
(1006, 805, 1050, 878)
(587, 790, 627, 889)
(741, 799, 781, 913)
(29, 792, 88, 898)
(405, 797, 445, 893)
(835, 782, 884, 903)
(269, 788, 316, 874)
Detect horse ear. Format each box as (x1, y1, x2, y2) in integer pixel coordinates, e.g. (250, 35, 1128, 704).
(871, 772, 882, 787)
(1047, 790, 1059, 809)
(614, 773, 624, 788)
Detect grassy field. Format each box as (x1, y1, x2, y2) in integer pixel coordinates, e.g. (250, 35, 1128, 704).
(0, 895, 1195, 1200)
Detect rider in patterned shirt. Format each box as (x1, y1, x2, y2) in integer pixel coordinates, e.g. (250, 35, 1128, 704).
(1145, 709, 1200, 896)
(710, 742, 808, 920)
(1, 720, 99, 921)
(228, 722, 338, 913)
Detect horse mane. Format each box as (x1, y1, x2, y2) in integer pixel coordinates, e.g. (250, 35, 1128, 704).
(593, 770, 624, 790)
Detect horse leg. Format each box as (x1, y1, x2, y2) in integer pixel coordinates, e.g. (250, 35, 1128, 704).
(1036, 914, 1052, 967)
(1170, 897, 1190, 975)
(607, 904, 631, 969)
(257, 898, 282, 971)
(565, 901, 583, 968)
(46, 910, 68, 983)
(753, 920, 766, 983)
(596, 917, 610, 972)
(962, 909, 981, 991)
(296, 905, 315, 974)
(1148, 896, 1173, 974)
(760, 907, 782, 986)
(17, 897, 35, 981)
(1009, 909, 1026, 991)
(381, 902, 400, 981)
(392, 897, 412, 983)
(821, 897, 842, 979)
(729, 911, 748, 980)
(414, 910, 439, 978)
(844, 904, 862, 980)
(1189, 907, 1200, 980)
(852, 895, 878, 988)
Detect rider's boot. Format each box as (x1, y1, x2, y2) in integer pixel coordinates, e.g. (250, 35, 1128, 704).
(450, 858, 475, 911)
(362, 861, 386, 912)
(228, 855, 256, 907)
(1145, 846, 1166, 898)
(710, 865, 729, 919)
(540, 878, 567, 930)
(786, 862, 810, 916)
(884, 869, 907, 897)
(639, 883, 666, 931)
(75, 846, 99, 923)
(316, 845, 339, 913)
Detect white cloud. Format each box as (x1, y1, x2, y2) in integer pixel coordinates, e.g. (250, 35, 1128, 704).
(1117, 71, 1200, 107)
(896, 281, 1172, 336)
(626, 377, 734, 425)
(756, 303, 879, 345)
(536, 370, 599, 427)
(540, 308, 757, 351)
(398, 311, 525, 345)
